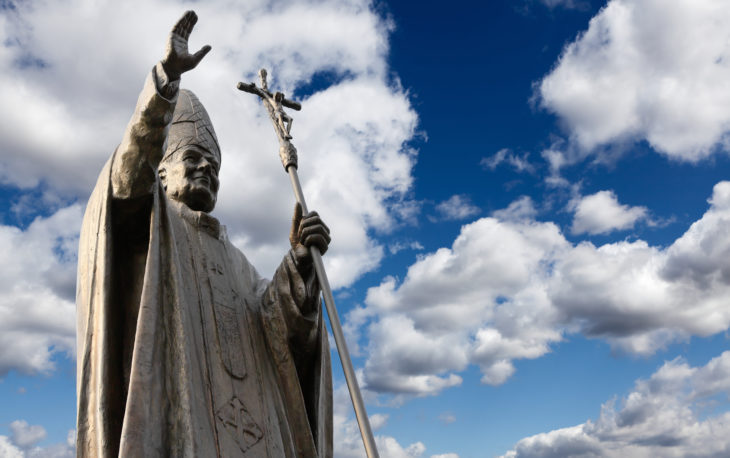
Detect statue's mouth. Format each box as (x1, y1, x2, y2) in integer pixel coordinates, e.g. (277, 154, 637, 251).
(193, 175, 210, 187)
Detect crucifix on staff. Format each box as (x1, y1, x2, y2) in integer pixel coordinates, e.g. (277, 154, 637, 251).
(238, 68, 380, 458)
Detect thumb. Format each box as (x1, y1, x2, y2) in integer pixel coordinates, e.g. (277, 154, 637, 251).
(192, 45, 212, 65)
(290, 202, 303, 247)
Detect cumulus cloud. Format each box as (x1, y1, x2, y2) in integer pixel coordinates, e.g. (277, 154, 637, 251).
(432, 195, 480, 221)
(0, 204, 80, 376)
(569, 190, 648, 235)
(357, 181, 730, 396)
(0, 0, 419, 376)
(550, 183, 730, 354)
(332, 385, 457, 458)
(501, 351, 730, 458)
(0, 420, 75, 458)
(539, 0, 730, 161)
(0, 0, 418, 291)
(492, 196, 538, 222)
(9, 421, 46, 449)
(362, 214, 567, 394)
(0, 437, 23, 458)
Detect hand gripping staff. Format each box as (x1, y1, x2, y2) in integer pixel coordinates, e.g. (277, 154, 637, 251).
(237, 69, 379, 458)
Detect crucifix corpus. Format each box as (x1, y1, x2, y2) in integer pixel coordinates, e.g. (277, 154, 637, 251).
(238, 70, 380, 458)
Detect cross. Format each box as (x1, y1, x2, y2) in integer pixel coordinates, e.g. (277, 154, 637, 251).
(237, 69, 301, 170)
(236, 69, 380, 458)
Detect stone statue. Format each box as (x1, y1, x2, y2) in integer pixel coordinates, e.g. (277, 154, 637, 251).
(76, 11, 333, 457)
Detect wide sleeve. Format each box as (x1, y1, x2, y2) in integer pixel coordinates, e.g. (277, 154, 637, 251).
(112, 63, 179, 200)
(258, 252, 332, 457)
(265, 252, 321, 360)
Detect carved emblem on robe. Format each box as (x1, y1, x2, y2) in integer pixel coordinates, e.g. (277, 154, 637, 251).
(216, 396, 264, 452)
(207, 257, 247, 379)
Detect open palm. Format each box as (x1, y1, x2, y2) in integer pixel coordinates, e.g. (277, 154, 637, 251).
(161, 11, 211, 81)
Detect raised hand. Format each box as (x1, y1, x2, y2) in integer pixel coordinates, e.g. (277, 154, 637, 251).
(161, 11, 211, 81)
(290, 202, 331, 264)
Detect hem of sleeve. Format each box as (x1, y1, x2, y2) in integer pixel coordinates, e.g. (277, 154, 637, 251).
(153, 62, 180, 103)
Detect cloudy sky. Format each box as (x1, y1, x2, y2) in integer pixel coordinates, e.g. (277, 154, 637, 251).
(2, 0, 730, 456)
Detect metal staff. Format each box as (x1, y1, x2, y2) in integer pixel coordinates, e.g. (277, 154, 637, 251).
(237, 69, 379, 458)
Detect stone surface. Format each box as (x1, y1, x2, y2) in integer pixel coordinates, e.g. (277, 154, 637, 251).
(76, 11, 333, 457)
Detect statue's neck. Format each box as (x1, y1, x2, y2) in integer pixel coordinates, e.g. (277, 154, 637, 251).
(167, 197, 222, 239)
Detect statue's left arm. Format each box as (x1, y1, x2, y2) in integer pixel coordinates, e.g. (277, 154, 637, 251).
(261, 203, 331, 375)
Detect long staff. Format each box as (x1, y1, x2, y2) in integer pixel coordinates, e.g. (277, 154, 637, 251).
(237, 69, 379, 458)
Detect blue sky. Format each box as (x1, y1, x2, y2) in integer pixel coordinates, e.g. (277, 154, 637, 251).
(2, 0, 730, 457)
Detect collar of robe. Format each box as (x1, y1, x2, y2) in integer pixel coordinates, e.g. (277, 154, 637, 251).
(168, 198, 223, 240)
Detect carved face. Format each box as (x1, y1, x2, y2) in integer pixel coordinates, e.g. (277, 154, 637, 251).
(159, 145, 220, 213)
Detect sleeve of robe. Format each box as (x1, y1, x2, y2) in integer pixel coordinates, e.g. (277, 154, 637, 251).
(243, 248, 333, 457)
(76, 64, 178, 457)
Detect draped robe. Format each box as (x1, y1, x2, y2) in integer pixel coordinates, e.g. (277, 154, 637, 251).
(76, 67, 332, 457)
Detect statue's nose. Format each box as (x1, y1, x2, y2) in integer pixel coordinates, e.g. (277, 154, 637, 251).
(198, 158, 212, 172)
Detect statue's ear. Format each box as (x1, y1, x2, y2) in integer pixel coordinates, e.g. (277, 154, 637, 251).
(158, 166, 167, 190)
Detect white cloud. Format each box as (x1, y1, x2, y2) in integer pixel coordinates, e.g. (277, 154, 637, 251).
(555, 182, 730, 354)
(481, 148, 535, 174)
(356, 181, 730, 396)
(438, 413, 456, 425)
(541, 182, 730, 354)
(388, 240, 424, 255)
(569, 190, 648, 235)
(0, 0, 418, 292)
(501, 351, 730, 458)
(0, 204, 80, 376)
(342, 305, 375, 357)
(539, 0, 730, 161)
(540, 147, 571, 188)
(0, 436, 24, 458)
(363, 313, 466, 393)
(332, 385, 456, 458)
(0, 420, 75, 458)
(9, 421, 46, 449)
(538, 0, 588, 10)
(362, 215, 567, 395)
(433, 195, 480, 221)
(492, 196, 537, 222)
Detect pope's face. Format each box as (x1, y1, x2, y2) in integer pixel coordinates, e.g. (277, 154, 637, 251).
(160, 145, 220, 213)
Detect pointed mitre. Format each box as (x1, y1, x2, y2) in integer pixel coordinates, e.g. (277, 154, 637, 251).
(164, 89, 221, 163)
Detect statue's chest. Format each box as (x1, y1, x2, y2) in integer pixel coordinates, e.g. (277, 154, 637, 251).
(174, 216, 283, 456)
(194, 231, 249, 379)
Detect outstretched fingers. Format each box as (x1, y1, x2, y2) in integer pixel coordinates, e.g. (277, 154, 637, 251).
(172, 10, 197, 39)
(182, 11, 198, 40)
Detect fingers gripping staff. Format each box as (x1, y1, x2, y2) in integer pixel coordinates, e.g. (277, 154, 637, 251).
(237, 71, 380, 458)
(290, 202, 331, 263)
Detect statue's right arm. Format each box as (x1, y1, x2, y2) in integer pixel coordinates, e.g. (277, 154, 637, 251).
(111, 10, 211, 200)
(111, 63, 179, 200)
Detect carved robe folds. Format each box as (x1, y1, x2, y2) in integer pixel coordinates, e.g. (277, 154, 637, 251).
(76, 69, 332, 457)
